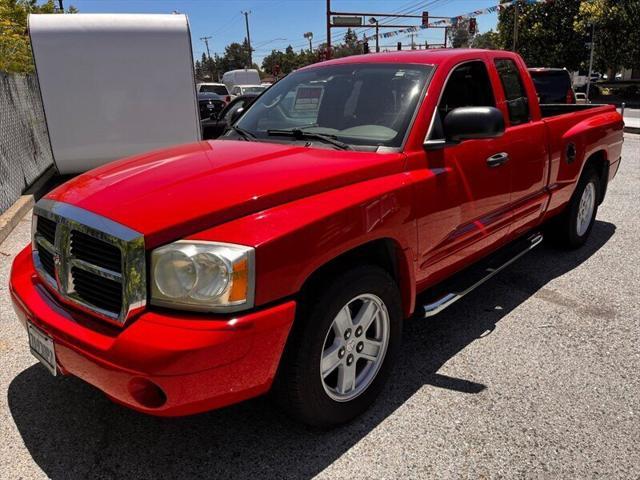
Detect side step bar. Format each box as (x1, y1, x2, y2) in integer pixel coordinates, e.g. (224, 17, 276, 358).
(421, 232, 543, 318)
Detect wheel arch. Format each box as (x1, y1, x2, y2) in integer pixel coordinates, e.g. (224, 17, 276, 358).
(297, 237, 415, 318)
(581, 149, 609, 204)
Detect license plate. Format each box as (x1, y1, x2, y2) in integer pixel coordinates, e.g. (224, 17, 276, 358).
(27, 322, 57, 376)
(206, 104, 214, 110)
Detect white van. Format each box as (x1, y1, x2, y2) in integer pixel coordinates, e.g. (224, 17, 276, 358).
(222, 69, 261, 90)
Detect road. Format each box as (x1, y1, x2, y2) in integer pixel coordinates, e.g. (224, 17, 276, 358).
(1, 135, 638, 479)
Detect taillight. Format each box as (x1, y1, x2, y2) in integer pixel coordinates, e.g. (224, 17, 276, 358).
(566, 89, 575, 104)
(225, 95, 231, 103)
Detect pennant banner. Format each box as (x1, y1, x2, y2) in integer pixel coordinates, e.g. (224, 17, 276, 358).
(363, 0, 549, 42)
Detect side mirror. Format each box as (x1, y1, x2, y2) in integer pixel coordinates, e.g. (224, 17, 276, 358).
(443, 106, 505, 143)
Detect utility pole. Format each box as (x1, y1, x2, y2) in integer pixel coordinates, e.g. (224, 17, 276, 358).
(586, 23, 596, 100)
(326, 0, 332, 59)
(241, 11, 253, 67)
(199, 36, 213, 79)
(375, 20, 380, 53)
(200, 36, 212, 58)
(512, 0, 519, 52)
(57, 0, 64, 12)
(410, 33, 416, 50)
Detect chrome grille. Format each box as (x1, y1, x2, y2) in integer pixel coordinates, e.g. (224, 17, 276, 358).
(32, 199, 146, 326)
(70, 230, 122, 273)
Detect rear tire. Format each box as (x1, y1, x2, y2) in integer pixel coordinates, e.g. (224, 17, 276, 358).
(547, 167, 601, 249)
(272, 265, 402, 427)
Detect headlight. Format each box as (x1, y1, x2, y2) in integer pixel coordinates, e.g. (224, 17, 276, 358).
(150, 241, 255, 312)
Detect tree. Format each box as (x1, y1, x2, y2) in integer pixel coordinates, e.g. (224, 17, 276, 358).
(447, 18, 473, 48)
(261, 44, 317, 76)
(333, 28, 362, 58)
(497, 0, 585, 70)
(574, 0, 640, 77)
(471, 29, 501, 50)
(0, 0, 77, 73)
(218, 40, 251, 72)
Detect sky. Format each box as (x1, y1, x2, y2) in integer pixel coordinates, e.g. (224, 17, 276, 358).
(70, 0, 501, 66)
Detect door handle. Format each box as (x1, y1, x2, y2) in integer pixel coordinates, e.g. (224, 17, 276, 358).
(486, 152, 509, 168)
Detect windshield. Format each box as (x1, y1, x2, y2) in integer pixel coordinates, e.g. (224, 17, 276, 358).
(234, 63, 433, 148)
(201, 84, 229, 95)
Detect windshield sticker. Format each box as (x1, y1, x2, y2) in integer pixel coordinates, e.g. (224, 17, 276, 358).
(293, 86, 323, 111)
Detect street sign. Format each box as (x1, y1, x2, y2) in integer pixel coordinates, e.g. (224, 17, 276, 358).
(332, 16, 363, 27)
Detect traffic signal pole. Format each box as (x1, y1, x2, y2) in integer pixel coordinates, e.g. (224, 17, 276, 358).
(325, 4, 448, 58)
(326, 0, 332, 59)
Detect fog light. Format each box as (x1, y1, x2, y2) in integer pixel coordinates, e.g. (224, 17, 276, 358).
(128, 378, 167, 408)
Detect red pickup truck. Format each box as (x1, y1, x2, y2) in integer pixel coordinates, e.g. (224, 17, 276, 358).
(10, 50, 623, 427)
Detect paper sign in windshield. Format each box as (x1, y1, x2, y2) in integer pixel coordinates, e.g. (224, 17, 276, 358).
(293, 86, 323, 111)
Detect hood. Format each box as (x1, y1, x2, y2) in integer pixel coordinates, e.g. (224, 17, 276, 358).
(47, 140, 405, 248)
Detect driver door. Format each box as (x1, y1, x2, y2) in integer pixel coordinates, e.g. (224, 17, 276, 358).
(415, 60, 513, 285)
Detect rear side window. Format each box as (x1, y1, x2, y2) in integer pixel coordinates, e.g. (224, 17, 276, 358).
(529, 70, 572, 104)
(495, 59, 530, 125)
(200, 85, 229, 95)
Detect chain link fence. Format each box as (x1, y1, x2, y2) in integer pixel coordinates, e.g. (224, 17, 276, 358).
(0, 72, 55, 215)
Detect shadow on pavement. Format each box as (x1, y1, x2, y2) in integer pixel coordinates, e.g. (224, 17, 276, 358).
(8, 221, 616, 479)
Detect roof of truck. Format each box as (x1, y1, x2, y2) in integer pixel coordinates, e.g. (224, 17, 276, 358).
(310, 48, 515, 68)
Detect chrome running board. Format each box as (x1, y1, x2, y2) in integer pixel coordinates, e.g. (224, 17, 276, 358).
(421, 232, 543, 318)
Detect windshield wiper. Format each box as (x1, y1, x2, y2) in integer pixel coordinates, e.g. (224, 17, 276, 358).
(229, 125, 256, 141)
(266, 128, 352, 150)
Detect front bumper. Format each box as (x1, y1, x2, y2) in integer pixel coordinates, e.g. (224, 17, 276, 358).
(9, 246, 295, 416)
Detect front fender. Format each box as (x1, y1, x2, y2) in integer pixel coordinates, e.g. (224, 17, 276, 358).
(186, 173, 419, 316)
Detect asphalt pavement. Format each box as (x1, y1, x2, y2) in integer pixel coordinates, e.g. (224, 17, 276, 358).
(0, 135, 638, 479)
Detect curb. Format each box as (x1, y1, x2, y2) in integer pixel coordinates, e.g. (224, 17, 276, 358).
(0, 195, 34, 246)
(624, 126, 640, 134)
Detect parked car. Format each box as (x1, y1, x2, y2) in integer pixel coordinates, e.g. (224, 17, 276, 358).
(197, 92, 226, 120)
(196, 83, 231, 103)
(575, 92, 590, 104)
(229, 84, 267, 98)
(572, 71, 602, 89)
(11, 50, 623, 428)
(201, 94, 259, 139)
(529, 68, 576, 103)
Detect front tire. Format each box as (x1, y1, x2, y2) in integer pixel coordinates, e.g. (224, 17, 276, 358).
(273, 265, 402, 427)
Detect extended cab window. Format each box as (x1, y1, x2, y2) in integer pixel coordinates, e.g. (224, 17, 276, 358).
(495, 59, 530, 125)
(430, 61, 495, 140)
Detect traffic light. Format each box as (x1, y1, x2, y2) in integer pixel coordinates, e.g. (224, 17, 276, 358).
(469, 18, 477, 35)
(421, 11, 429, 27)
(363, 41, 369, 54)
(397, 42, 402, 51)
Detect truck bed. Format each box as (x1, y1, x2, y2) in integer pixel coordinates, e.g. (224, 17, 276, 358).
(539, 103, 611, 118)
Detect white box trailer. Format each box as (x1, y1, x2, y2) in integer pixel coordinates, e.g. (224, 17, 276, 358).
(29, 13, 200, 174)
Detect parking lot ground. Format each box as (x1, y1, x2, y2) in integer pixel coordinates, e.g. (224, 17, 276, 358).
(1, 134, 638, 479)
